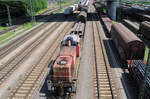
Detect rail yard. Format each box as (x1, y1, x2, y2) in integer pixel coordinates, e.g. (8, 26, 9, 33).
(0, 0, 150, 99)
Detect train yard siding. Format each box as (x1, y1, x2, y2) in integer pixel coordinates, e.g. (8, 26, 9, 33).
(0, 1, 148, 98)
(75, 20, 94, 99)
(0, 21, 69, 99)
(93, 3, 137, 99)
(99, 16, 137, 99)
(0, 22, 56, 66)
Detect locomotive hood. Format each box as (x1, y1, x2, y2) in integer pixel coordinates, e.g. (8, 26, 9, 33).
(53, 56, 73, 82)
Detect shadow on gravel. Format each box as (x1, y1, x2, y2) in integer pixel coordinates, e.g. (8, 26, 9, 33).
(0, 13, 78, 35)
(99, 20, 111, 38)
(103, 39, 138, 99)
(87, 12, 100, 21)
(11, 13, 79, 26)
(37, 13, 79, 23)
(103, 39, 126, 69)
(121, 73, 138, 99)
(39, 75, 50, 99)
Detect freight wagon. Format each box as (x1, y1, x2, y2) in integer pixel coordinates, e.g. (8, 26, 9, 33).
(129, 60, 150, 98)
(101, 15, 112, 33)
(111, 23, 145, 65)
(64, 6, 75, 16)
(139, 21, 150, 40)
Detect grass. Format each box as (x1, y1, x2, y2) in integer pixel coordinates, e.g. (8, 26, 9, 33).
(35, 0, 73, 15)
(61, 0, 72, 5)
(54, 8, 66, 13)
(0, 22, 38, 45)
(35, 6, 52, 15)
(20, 22, 37, 30)
(112, 21, 116, 24)
(7, 86, 11, 90)
(0, 26, 8, 30)
(103, 8, 107, 14)
(144, 46, 149, 62)
(0, 0, 77, 45)
(0, 31, 15, 41)
(128, 1, 150, 5)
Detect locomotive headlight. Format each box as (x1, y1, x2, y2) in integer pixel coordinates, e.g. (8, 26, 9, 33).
(47, 80, 52, 91)
(68, 87, 72, 92)
(47, 80, 51, 84)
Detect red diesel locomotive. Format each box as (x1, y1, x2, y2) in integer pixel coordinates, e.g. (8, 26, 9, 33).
(47, 34, 80, 98)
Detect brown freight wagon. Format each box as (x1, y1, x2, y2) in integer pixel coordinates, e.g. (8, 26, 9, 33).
(111, 23, 145, 64)
(101, 15, 113, 33)
(139, 21, 150, 39)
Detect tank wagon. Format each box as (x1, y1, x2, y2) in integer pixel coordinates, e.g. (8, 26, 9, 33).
(64, 6, 75, 16)
(139, 21, 150, 39)
(111, 23, 145, 64)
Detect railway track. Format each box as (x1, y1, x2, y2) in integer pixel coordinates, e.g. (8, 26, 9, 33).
(8, 18, 75, 99)
(0, 22, 62, 86)
(0, 14, 64, 59)
(0, 3, 73, 35)
(90, 5, 118, 99)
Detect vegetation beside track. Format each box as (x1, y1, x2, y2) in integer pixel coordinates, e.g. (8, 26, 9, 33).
(0, 0, 74, 24)
(0, 0, 47, 17)
(126, 1, 150, 5)
(144, 46, 149, 62)
(0, 26, 8, 30)
(0, 22, 37, 45)
(0, 1, 76, 45)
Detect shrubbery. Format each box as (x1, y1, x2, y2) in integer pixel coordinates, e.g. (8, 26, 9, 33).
(0, 0, 48, 18)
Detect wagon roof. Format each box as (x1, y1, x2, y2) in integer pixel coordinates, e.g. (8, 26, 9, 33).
(142, 21, 150, 27)
(112, 23, 142, 44)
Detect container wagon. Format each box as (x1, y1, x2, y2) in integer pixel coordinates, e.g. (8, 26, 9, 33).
(64, 6, 75, 16)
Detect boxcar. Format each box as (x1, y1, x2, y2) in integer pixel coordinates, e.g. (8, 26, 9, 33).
(111, 23, 145, 63)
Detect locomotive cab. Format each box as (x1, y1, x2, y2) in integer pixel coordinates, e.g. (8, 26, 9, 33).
(61, 34, 80, 46)
(61, 34, 80, 57)
(53, 56, 74, 82)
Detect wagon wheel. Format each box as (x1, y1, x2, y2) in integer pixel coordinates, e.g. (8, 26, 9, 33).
(49, 96, 55, 99)
(67, 96, 71, 99)
(66, 93, 71, 99)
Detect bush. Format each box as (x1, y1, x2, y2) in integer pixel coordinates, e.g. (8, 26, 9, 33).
(0, 0, 47, 18)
